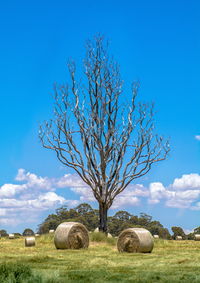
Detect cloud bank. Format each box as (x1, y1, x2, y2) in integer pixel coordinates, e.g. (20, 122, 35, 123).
(0, 169, 200, 229)
(148, 174, 200, 209)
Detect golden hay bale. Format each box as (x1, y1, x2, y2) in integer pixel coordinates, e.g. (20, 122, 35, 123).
(194, 234, 200, 241)
(35, 233, 40, 237)
(54, 222, 89, 249)
(25, 237, 35, 247)
(8, 234, 14, 239)
(117, 228, 154, 253)
(153, 235, 159, 239)
(176, 236, 182, 240)
(49, 229, 55, 233)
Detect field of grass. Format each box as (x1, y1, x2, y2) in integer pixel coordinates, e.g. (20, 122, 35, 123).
(0, 234, 200, 282)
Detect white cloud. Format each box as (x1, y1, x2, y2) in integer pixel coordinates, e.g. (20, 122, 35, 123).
(184, 228, 194, 234)
(38, 192, 64, 203)
(16, 169, 49, 188)
(110, 184, 148, 209)
(15, 168, 27, 181)
(127, 184, 149, 197)
(30, 192, 66, 209)
(0, 209, 7, 216)
(71, 186, 95, 202)
(148, 182, 166, 204)
(56, 174, 86, 188)
(172, 174, 200, 190)
(0, 169, 79, 227)
(0, 192, 65, 210)
(148, 199, 160, 204)
(148, 174, 200, 209)
(175, 190, 200, 200)
(191, 202, 200, 211)
(195, 135, 200, 141)
(70, 183, 147, 209)
(165, 198, 193, 209)
(0, 183, 27, 197)
(0, 218, 23, 226)
(1, 168, 200, 229)
(0, 169, 100, 228)
(112, 196, 140, 209)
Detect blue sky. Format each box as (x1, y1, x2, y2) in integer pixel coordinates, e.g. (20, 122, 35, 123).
(0, 0, 199, 234)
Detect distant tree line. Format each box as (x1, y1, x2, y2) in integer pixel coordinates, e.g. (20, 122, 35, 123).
(0, 205, 197, 239)
(37, 203, 172, 238)
(0, 228, 35, 238)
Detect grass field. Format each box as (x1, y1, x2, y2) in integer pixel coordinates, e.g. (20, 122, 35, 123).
(0, 234, 200, 282)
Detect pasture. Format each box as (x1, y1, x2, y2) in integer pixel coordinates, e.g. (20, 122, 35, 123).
(0, 234, 200, 282)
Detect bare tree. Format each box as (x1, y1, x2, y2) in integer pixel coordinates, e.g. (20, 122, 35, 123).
(39, 36, 169, 233)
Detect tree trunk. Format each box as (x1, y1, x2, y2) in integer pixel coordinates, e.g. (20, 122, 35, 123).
(99, 202, 108, 233)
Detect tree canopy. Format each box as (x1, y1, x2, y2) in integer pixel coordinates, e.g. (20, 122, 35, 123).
(171, 226, 186, 240)
(22, 228, 35, 236)
(38, 203, 171, 239)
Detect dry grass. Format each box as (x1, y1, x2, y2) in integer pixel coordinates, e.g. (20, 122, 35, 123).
(117, 228, 154, 253)
(0, 235, 200, 282)
(54, 222, 89, 249)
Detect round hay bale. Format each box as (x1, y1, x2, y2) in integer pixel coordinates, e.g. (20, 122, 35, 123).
(54, 222, 89, 249)
(25, 237, 35, 247)
(94, 227, 99, 233)
(107, 233, 112, 238)
(35, 233, 40, 237)
(117, 228, 154, 253)
(8, 234, 14, 239)
(49, 229, 55, 233)
(176, 236, 182, 240)
(194, 234, 200, 241)
(153, 235, 159, 239)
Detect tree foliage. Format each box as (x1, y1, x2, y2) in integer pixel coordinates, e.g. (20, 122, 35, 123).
(171, 226, 186, 240)
(22, 228, 35, 236)
(0, 229, 8, 237)
(194, 226, 200, 234)
(38, 203, 171, 238)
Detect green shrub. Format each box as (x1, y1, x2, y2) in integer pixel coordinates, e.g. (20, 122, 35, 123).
(0, 262, 57, 283)
(0, 262, 32, 282)
(90, 232, 116, 245)
(14, 233, 22, 238)
(39, 233, 54, 244)
(106, 236, 116, 246)
(90, 231, 107, 242)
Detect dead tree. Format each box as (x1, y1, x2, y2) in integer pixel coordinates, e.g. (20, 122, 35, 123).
(39, 36, 169, 233)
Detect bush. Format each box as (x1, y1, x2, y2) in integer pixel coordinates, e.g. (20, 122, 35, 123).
(106, 236, 116, 246)
(0, 229, 8, 237)
(90, 232, 116, 245)
(0, 262, 58, 283)
(187, 233, 195, 240)
(0, 262, 32, 282)
(90, 231, 107, 242)
(22, 229, 34, 236)
(14, 233, 21, 238)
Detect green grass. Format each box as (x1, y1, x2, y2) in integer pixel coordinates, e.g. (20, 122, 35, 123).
(90, 231, 116, 245)
(0, 234, 200, 282)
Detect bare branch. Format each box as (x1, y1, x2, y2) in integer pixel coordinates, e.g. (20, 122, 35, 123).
(39, 35, 170, 232)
